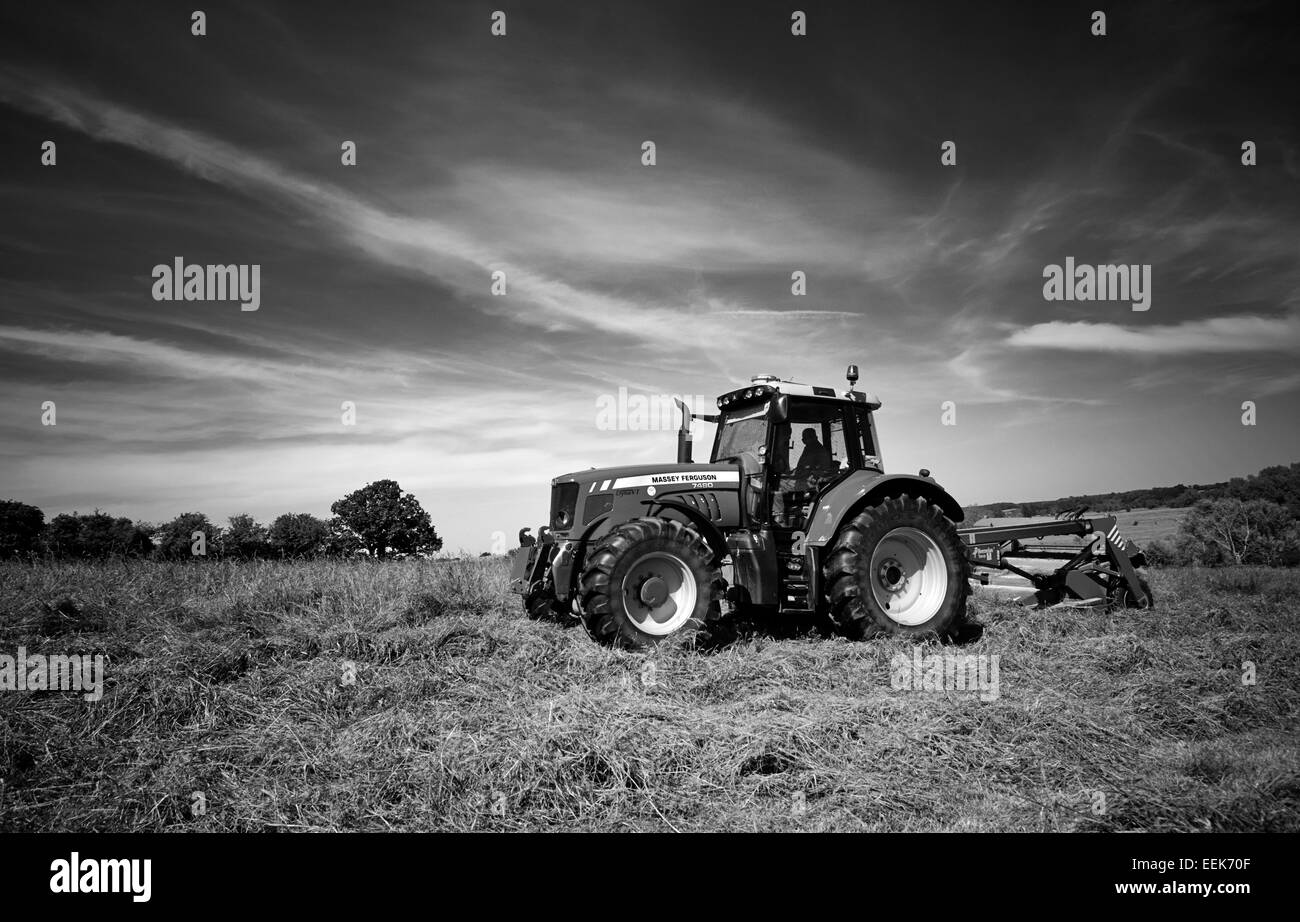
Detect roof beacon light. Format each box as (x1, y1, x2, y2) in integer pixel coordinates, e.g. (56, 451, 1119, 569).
(846, 364, 860, 393)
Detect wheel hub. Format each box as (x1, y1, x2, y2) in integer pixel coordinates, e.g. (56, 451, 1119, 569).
(867, 527, 948, 626)
(639, 576, 668, 607)
(620, 551, 698, 636)
(877, 558, 907, 591)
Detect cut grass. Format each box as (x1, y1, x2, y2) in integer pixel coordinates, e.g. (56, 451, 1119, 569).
(0, 559, 1296, 831)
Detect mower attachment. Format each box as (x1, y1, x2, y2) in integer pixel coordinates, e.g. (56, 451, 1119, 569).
(959, 516, 1152, 609)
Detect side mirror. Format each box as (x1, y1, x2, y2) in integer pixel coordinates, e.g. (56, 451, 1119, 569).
(769, 394, 789, 422)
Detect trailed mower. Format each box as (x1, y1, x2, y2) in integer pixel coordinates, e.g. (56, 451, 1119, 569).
(510, 366, 1152, 649)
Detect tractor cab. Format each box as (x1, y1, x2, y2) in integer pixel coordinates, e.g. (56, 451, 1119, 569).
(708, 372, 883, 530)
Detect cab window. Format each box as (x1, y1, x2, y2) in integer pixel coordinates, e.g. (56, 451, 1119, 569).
(773, 401, 855, 475)
(853, 406, 878, 463)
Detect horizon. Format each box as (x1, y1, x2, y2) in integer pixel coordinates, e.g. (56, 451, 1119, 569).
(2, 1, 1298, 553)
(6, 430, 1297, 551)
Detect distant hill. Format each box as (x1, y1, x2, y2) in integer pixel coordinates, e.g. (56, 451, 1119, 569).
(963, 462, 1300, 522)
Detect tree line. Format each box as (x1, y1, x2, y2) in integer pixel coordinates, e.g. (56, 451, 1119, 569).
(0, 479, 442, 560)
(960, 462, 1300, 567)
(966, 462, 1300, 520)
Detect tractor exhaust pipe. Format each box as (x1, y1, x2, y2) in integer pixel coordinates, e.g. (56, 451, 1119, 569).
(675, 398, 692, 463)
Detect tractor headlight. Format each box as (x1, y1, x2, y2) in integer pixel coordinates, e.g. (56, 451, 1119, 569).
(550, 483, 579, 531)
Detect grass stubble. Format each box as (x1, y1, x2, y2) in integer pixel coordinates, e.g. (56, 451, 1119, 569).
(0, 558, 1295, 832)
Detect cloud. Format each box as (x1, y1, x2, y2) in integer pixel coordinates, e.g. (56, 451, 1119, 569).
(0, 69, 909, 360)
(1006, 314, 1300, 355)
(0, 324, 292, 383)
(714, 310, 864, 319)
(0, 71, 646, 339)
(943, 346, 1108, 407)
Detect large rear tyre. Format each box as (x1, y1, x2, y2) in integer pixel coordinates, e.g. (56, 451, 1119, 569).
(579, 517, 722, 650)
(823, 495, 970, 639)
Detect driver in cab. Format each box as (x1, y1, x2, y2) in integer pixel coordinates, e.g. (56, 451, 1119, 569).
(773, 427, 835, 523)
(791, 427, 832, 479)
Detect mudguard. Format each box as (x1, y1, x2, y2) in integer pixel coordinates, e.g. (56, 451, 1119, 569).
(543, 498, 730, 605)
(802, 472, 965, 548)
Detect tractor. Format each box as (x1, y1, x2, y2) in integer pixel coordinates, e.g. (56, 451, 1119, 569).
(509, 366, 1152, 649)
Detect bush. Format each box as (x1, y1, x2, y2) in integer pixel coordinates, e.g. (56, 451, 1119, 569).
(155, 512, 221, 560)
(268, 513, 329, 558)
(1173, 499, 1300, 567)
(0, 499, 45, 557)
(221, 514, 269, 559)
(1143, 538, 1187, 567)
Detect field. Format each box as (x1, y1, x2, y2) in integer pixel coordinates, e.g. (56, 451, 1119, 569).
(1, 557, 1297, 832)
(1105, 507, 1190, 545)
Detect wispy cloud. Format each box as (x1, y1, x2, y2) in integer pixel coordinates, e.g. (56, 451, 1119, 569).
(0, 69, 905, 360)
(1007, 313, 1300, 355)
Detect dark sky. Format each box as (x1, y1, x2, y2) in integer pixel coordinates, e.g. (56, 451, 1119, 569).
(1, 0, 1297, 550)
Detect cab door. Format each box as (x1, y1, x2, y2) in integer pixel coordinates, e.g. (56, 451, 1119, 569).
(769, 399, 856, 527)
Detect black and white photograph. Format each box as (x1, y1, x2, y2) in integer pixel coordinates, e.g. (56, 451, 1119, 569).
(0, 0, 1295, 903)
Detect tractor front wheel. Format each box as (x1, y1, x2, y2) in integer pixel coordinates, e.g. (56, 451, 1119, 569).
(823, 495, 970, 639)
(522, 579, 570, 622)
(579, 517, 721, 650)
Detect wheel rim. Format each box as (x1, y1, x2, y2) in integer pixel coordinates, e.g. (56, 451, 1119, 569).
(867, 527, 948, 626)
(1118, 584, 1151, 609)
(620, 551, 698, 636)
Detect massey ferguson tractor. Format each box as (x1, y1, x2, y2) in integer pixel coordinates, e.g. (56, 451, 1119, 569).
(509, 366, 1152, 649)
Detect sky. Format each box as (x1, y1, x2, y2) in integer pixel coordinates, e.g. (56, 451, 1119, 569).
(0, 0, 1297, 553)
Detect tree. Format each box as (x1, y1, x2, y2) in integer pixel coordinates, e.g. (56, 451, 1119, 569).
(329, 480, 442, 558)
(323, 516, 363, 557)
(79, 511, 153, 557)
(155, 512, 221, 560)
(0, 499, 45, 557)
(222, 514, 269, 559)
(1230, 463, 1300, 515)
(43, 510, 153, 558)
(44, 513, 82, 556)
(268, 513, 329, 558)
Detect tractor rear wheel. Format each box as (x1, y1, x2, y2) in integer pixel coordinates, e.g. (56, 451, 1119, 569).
(579, 517, 721, 650)
(823, 495, 970, 639)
